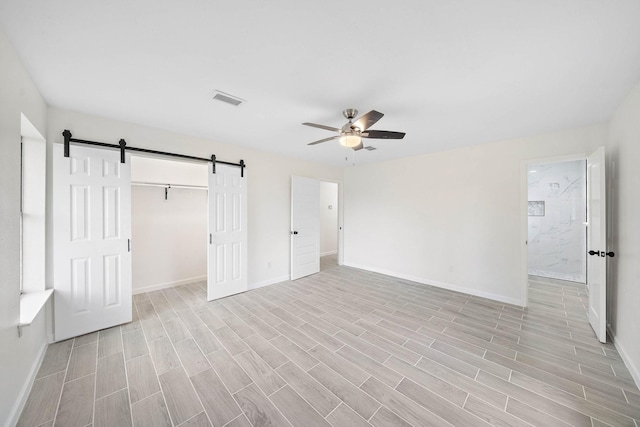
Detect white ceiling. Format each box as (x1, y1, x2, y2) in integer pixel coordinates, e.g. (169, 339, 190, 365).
(2, 1, 640, 167)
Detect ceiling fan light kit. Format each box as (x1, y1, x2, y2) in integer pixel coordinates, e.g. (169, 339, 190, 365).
(303, 108, 405, 151)
(340, 134, 362, 148)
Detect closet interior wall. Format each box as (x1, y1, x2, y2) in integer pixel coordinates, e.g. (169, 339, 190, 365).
(131, 156, 208, 293)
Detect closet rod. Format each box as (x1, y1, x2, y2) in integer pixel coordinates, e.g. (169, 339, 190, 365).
(132, 182, 208, 190)
(61, 130, 246, 175)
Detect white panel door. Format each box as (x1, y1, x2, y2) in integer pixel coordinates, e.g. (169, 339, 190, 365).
(207, 164, 248, 301)
(586, 147, 608, 343)
(291, 176, 320, 280)
(53, 143, 132, 341)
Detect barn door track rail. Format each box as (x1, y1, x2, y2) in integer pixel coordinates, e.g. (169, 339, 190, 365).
(62, 130, 246, 176)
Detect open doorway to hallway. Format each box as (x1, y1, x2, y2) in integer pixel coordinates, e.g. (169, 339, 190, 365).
(320, 181, 339, 271)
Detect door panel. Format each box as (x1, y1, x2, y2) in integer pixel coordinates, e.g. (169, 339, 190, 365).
(207, 164, 247, 301)
(53, 143, 132, 341)
(291, 176, 320, 280)
(587, 147, 607, 343)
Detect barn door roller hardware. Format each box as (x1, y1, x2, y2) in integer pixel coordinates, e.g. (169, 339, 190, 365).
(62, 130, 246, 175)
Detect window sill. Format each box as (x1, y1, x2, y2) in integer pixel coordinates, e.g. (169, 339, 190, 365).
(19, 289, 53, 327)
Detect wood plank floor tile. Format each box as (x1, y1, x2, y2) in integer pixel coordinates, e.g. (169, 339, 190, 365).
(162, 317, 193, 344)
(127, 354, 161, 403)
(174, 338, 210, 377)
(37, 340, 73, 378)
(179, 411, 211, 427)
(65, 341, 97, 382)
(269, 335, 319, 371)
(54, 374, 95, 427)
(19, 263, 640, 427)
(385, 356, 468, 406)
(368, 406, 412, 427)
(189, 324, 223, 355)
(122, 329, 149, 361)
(395, 377, 491, 426)
(334, 331, 390, 364)
(308, 363, 380, 420)
(463, 395, 533, 427)
(326, 403, 372, 427)
(190, 368, 242, 426)
(336, 345, 402, 388)
(141, 317, 168, 342)
(308, 345, 370, 386)
(233, 383, 292, 427)
(276, 361, 341, 417)
(95, 351, 127, 399)
(17, 371, 65, 427)
(148, 337, 181, 375)
(94, 388, 132, 427)
(223, 415, 252, 427)
(270, 385, 332, 427)
(243, 333, 289, 369)
(206, 349, 253, 394)
(158, 366, 204, 425)
(234, 349, 286, 395)
(131, 393, 172, 427)
(212, 326, 249, 355)
(359, 377, 450, 427)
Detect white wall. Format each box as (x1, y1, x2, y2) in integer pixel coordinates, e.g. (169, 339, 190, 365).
(46, 108, 344, 293)
(0, 28, 50, 426)
(527, 160, 586, 282)
(607, 80, 640, 387)
(320, 181, 338, 256)
(344, 125, 606, 306)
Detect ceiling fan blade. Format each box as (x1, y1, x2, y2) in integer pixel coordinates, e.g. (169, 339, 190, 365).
(352, 142, 364, 151)
(352, 110, 384, 131)
(362, 130, 406, 139)
(307, 135, 340, 146)
(302, 122, 340, 132)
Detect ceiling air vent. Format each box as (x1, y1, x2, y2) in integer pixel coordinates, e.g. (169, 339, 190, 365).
(364, 146, 377, 151)
(212, 90, 245, 107)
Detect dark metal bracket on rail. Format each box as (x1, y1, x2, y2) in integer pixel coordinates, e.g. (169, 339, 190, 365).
(62, 130, 245, 176)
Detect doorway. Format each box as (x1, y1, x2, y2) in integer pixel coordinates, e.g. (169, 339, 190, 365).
(290, 176, 342, 279)
(521, 148, 609, 343)
(527, 159, 587, 284)
(320, 181, 339, 271)
(130, 156, 208, 294)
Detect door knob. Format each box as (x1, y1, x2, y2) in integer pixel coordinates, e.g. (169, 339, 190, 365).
(588, 250, 600, 256)
(606, 251, 615, 257)
(291, 231, 298, 235)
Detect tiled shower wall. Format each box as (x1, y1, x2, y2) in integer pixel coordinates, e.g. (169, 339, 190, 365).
(528, 160, 586, 283)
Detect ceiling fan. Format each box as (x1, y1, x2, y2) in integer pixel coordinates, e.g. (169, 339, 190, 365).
(303, 109, 405, 150)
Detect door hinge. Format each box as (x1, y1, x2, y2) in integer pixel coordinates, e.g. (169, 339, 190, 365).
(128, 239, 131, 252)
(209, 234, 212, 244)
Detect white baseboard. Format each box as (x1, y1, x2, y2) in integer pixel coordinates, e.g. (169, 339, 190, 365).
(320, 251, 337, 257)
(343, 262, 523, 307)
(132, 275, 207, 295)
(607, 325, 640, 389)
(249, 275, 290, 291)
(6, 339, 48, 427)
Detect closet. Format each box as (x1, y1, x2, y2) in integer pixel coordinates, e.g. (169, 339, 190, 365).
(131, 156, 208, 294)
(52, 132, 248, 341)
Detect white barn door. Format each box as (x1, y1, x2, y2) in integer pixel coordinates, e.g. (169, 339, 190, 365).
(586, 147, 609, 343)
(207, 164, 248, 301)
(53, 143, 132, 341)
(291, 176, 320, 280)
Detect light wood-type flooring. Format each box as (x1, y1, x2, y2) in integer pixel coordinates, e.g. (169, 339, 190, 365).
(18, 257, 640, 426)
